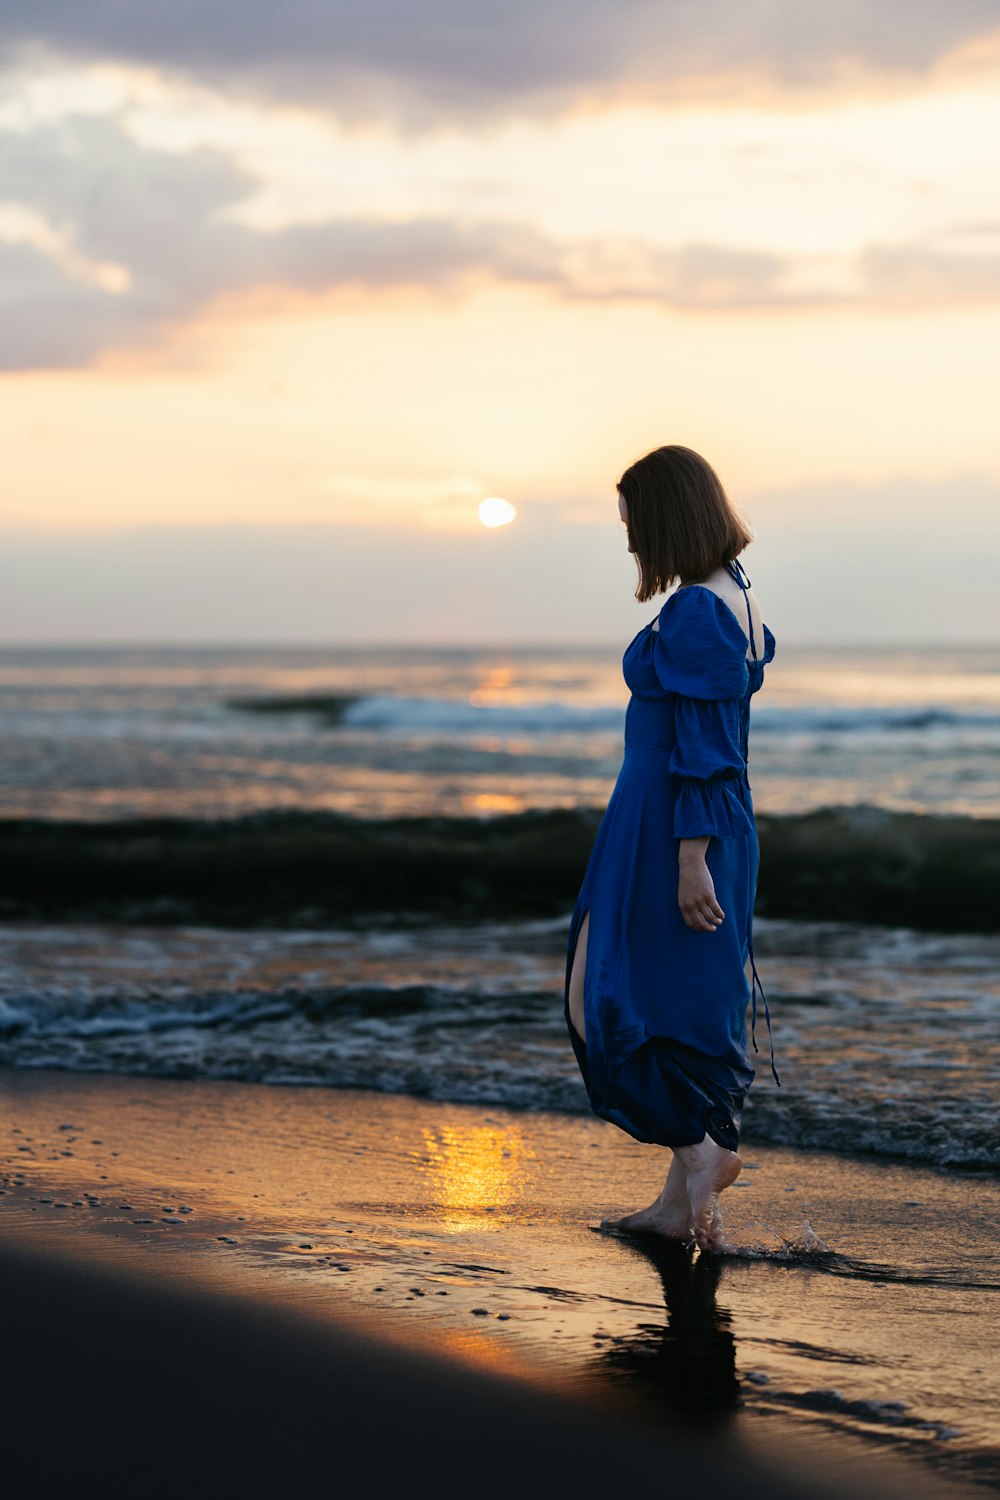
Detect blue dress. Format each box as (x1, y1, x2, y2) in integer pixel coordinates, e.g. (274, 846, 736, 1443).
(563, 558, 779, 1154)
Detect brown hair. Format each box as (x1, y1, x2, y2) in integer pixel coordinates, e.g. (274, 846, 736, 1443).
(616, 444, 753, 603)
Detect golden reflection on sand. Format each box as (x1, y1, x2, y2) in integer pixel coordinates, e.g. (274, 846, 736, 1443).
(416, 1123, 536, 1231)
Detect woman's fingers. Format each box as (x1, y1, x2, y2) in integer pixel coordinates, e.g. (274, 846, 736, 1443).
(681, 903, 725, 931)
(677, 862, 725, 930)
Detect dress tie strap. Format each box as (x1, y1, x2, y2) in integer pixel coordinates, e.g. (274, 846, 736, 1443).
(731, 554, 777, 1083)
(747, 923, 780, 1086)
(727, 557, 759, 667)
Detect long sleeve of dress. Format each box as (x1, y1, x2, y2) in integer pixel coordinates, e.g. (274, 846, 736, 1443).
(650, 588, 754, 841)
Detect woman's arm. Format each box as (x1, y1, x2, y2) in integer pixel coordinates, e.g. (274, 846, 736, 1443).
(670, 698, 749, 934)
(650, 588, 753, 933)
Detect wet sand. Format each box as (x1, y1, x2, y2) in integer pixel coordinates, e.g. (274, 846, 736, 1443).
(1, 1067, 996, 1495)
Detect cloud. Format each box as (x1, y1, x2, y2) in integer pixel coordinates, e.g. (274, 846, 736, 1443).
(0, 112, 792, 368)
(2, 111, 999, 369)
(3, 2, 1000, 126)
(856, 223, 1000, 305)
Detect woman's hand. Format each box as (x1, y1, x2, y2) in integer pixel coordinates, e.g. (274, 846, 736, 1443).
(678, 839, 725, 931)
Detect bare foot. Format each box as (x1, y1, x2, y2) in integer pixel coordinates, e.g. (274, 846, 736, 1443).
(675, 1137, 742, 1251)
(701, 1199, 727, 1253)
(601, 1153, 694, 1241)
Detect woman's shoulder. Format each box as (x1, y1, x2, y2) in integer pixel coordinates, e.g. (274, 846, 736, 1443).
(656, 581, 750, 651)
(656, 564, 774, 663)
(652, 586, 751, 700)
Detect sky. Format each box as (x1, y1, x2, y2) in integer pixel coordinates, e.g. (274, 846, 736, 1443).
(2, 2, 999, 645)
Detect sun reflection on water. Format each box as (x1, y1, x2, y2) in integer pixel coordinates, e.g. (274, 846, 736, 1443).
(473, 792, 522, 812)
(468, 665, 528, 708)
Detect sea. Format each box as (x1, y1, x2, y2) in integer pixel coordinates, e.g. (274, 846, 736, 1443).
(0, 641, 998, 1171)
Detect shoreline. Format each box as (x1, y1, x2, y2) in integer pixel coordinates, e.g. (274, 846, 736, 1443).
(2, 1067, 996, 1495)
(3, 911, 997, 1173)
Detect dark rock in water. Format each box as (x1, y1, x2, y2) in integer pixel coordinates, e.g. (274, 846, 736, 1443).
(226, 694, 362, 725)
(753, 806, 1000, 932)
(0, 808, 602, 926)
(470, 1308, 489, 1316)
(0, 804, 996, 932)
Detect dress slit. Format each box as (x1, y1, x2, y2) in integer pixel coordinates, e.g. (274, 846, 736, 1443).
(565, 905, 590, 1045)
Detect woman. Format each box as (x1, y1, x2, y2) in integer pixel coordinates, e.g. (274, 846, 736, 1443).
(563, 444, 779, 1252)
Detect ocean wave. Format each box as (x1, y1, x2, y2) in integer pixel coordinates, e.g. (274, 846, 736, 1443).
(752, 704, 1000, 736)
(0, 805, 997, 933)
(227, 691, 1000, 740)
(1, 979, 995, 1171)
(230, 692, 626, 735)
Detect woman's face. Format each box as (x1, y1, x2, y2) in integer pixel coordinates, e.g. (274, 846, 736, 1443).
(617, 490, 633, 551)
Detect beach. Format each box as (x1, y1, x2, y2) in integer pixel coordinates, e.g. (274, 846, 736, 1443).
(2, 1067, 996, 1495)
(7, 4, 1000, 1490)
(1, 642, 998, 1496)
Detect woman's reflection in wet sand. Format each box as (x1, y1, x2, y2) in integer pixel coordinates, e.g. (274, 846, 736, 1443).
(592, 1239, 738, 1419)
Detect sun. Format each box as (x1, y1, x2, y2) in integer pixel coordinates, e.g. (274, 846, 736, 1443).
(478, 496, 516, 528)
